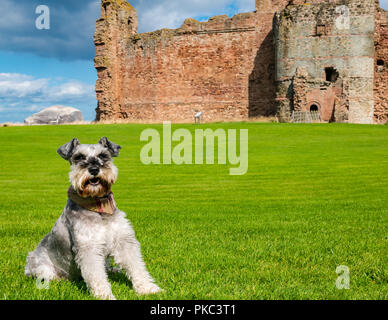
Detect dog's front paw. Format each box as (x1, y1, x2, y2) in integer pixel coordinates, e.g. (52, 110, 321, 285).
(93, 288, 116, 300)
(96, 293, 116, 300)
(135, 283, 163, 295)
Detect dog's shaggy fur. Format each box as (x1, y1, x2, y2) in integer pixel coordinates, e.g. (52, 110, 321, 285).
(25, 138, 161, 300)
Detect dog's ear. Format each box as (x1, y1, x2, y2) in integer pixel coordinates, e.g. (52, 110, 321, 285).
(57, 138, 80, 161)
(98, 137, 121, 157)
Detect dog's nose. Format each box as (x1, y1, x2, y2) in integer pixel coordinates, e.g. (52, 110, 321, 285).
(88, 167, 99, 176)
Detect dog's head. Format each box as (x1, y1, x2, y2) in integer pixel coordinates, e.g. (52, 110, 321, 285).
(58, 137, 121, 198)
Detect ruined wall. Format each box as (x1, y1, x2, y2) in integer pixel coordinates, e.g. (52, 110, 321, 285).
(119, 13, 257, 122)
(374, 5, 388, 123)
(94, 0, 138, 120)
(94, 0, 387, 124)
(274, 0, 376, 124)
(95, 0, 290, 122)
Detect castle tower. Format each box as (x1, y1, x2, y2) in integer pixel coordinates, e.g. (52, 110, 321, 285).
(94, 0, 138, 121)
(274, 0, 376, 123)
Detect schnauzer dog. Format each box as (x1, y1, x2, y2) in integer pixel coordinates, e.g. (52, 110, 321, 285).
(25, 137, 161, 300)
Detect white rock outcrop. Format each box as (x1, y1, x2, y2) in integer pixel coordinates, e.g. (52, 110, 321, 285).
(24, 106, 84, 125)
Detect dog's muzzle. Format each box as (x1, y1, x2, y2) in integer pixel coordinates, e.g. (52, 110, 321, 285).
(88, 167, 99, 176)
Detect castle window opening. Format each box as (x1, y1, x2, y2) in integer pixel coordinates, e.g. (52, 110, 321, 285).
(377, 60, 385, 72)
(325, 67, 338, 82)
(316, 25, 326, 36)
(310, 104, 319, 112)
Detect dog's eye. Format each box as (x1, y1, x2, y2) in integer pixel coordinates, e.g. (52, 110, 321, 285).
(98, 153, 109, 160)
(73, 154, 86, 162)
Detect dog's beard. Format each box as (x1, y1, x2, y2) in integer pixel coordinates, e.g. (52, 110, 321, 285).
(81, 176, 109, 198)
(70, 165, 118, 198)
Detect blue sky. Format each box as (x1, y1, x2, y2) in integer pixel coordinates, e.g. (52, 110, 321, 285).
(0, 0, 387, 123)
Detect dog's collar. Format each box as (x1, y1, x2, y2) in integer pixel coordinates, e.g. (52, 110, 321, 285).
(68, 186, 117, 215)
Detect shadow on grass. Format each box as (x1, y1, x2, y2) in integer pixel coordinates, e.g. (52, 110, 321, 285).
(69, 271, 133, 300)
(71, 276, 90, 297)
(71, 271, 134, 292)
(108, 271, 133, 289)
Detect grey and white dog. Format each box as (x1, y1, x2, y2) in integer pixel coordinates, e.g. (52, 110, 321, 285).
(25, 137, 161, 300)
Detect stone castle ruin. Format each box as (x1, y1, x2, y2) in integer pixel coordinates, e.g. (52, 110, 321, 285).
(94, 0, 387, 124)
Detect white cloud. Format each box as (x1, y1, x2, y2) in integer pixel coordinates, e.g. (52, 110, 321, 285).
(0, 73, 95, 122)
(134, 0, 388, 32)
(135, 0, 256, 32)
(48, 81, 94, 100)
(0, 73, 48, 98)
(0, 73, 94, 101)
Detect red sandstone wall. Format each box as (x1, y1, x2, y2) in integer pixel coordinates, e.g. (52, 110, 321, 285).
(120, 14, 258, 122)
(95, 0, 138, 121)
(95, 0, 387, 123)
(95, 0, 291, 122)
(374, 8, 388, 124)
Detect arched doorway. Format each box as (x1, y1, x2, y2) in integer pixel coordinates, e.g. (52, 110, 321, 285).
(310, 104, 319, 112)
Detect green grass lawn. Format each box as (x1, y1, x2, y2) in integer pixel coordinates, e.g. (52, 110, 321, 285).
(0, 123, 387, 300)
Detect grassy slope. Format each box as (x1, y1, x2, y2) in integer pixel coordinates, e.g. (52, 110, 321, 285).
(0, 123, 387, 300)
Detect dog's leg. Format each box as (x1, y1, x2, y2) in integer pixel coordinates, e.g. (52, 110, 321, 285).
(112, 238, 161, 295)
(25, 246, 58, 281)
(75, 248, 116, 300)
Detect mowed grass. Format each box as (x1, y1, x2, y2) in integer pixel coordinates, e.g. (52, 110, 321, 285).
(0, 123, 387, 300)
